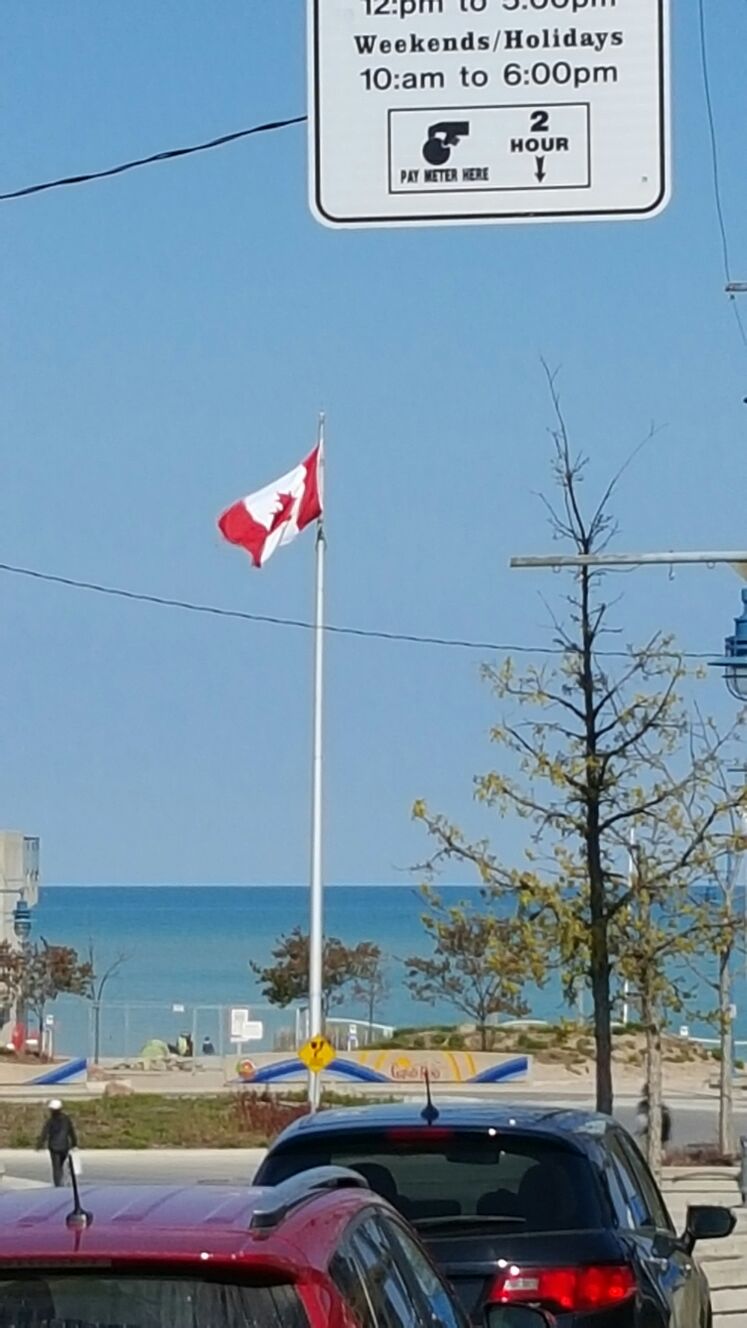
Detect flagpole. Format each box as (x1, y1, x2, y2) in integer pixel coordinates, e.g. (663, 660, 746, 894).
(308, 413, 325, 1110)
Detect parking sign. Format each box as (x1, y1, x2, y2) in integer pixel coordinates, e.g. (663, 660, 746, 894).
(309, 0, 670, 228)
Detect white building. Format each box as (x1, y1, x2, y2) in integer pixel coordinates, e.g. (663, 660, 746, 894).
(0, 832, 39, 1041)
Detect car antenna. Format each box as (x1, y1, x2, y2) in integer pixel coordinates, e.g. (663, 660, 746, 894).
(421, 1069, 439, 1125)
(65, 1155, 93, 1236)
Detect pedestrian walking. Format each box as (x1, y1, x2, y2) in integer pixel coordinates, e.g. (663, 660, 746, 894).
(36, 1099, 78, 1187)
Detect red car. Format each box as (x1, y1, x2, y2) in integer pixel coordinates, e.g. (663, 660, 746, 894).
(0, 1166, 510, 1328)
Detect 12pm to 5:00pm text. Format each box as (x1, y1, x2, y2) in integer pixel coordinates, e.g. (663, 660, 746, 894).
(361, 0, 618, 16)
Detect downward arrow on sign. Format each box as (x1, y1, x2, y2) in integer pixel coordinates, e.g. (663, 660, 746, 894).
(535, 156, 546, 183)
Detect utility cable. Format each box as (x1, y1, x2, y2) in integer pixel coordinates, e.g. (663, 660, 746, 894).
(0, 115, 306, 202)
(698, 0, 747, 352)
(0, 559, 714, 661)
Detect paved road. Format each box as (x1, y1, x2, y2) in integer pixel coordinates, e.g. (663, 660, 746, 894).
(0, 1149, 266, 1188)
(1, 1097, 744, 1187)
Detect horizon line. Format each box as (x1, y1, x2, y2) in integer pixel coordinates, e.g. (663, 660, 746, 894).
(42, 881, 467, 890)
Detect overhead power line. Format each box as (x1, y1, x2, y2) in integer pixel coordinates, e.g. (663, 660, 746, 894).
(0, 114, 306, 202)
(697, 0, 747, 352)
(0, 559, 714, 662)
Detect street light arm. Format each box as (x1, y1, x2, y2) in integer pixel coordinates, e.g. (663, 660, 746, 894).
(510, 551, 747, 578)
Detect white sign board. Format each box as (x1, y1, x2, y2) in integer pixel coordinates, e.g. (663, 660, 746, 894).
(309, 0, 669, 227)
(229, 1009, 263, 1043)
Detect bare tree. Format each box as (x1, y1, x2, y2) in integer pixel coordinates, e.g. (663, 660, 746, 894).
(351, 942, 389, 1035)
(86, 941, 130, 1064)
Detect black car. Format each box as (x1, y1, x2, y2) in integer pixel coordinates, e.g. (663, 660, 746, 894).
(255, 1102, 735, 1327)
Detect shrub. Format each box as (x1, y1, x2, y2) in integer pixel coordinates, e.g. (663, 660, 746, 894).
(516, 1034, 548, 1052)
(234, 1092, 309, 1140)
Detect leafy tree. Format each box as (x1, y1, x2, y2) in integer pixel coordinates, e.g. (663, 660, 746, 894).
(705, 860, 746, 1160)
(615, 841, 709, 1175)
(404, 889, 546, 1051)
(689, 779, 747, 1159)
(85, 941, 130, 1064)
(351, 941, 389, 1034)
(414, 373, 745, 1112)
(251, 928, 380, 1023)
(23, 940, 93, 1040)
(0, 943, 25, 1022)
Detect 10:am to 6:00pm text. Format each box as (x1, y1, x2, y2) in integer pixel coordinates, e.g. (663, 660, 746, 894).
(360, 0, 617, 16)
(361, 60, 618, 91)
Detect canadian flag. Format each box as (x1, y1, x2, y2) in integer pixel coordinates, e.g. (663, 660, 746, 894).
(218, 445, 323, 568)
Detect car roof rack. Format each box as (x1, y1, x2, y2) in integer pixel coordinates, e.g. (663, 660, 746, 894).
(250, 1166, 370, 1232)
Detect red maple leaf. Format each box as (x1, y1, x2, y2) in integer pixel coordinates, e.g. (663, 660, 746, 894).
(269, 492, 295, 533)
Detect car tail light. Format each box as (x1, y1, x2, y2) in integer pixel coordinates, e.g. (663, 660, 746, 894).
(489, 1263, 636, 1313)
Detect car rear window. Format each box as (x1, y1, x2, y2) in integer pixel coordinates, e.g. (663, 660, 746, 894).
(0, 1274, 307, 1328)
(262, 1131, 604, 1232)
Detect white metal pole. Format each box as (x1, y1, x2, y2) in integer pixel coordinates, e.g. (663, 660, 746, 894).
(308, 415, 326, 1110)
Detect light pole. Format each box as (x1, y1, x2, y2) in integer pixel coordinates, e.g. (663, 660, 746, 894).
(12, 897, 32, 1049)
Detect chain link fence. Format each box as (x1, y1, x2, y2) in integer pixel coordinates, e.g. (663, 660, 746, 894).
(88, 1001, 295, 1065)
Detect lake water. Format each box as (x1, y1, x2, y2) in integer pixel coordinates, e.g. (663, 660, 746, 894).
(31, 884, 745, 1059)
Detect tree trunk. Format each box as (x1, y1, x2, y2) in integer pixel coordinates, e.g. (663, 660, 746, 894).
(587, 790, 613, 1113)
(643, 986, 663, 1179)
(719, 944, 734, 1158)
(37, 1003, 44, 1047)
(16, 951, 29, 1047)
(94, 1000, 102, 1065)
(579, 566, 613, 1115)
(367, 985, 375, 1037)
(590, 913, 613, 1114)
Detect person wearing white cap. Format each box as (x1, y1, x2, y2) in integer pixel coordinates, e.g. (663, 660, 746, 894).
(36, 1099, 78, 1187)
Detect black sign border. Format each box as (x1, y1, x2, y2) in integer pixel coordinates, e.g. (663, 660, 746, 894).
(310, 0, 668, 226)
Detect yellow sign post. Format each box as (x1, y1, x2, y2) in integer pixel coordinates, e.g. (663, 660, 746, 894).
(298, 1035, 335, 1075)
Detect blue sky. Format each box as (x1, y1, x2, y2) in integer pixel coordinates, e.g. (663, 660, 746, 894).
(1, 1, 746, 884)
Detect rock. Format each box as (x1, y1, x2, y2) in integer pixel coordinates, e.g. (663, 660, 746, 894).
(103, 1079, 133, 1097)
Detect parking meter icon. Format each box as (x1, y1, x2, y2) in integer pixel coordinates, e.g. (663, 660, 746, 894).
(422, 121, 470, 167)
